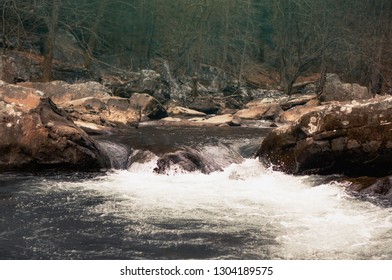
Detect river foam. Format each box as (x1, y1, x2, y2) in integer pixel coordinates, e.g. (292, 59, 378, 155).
(57, 159, 392, 259)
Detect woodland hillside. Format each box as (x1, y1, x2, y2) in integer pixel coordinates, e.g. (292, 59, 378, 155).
(1, 0, 392, 95)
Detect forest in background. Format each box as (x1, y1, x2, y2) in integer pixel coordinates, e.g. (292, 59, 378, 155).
(1, 0, 392, 95)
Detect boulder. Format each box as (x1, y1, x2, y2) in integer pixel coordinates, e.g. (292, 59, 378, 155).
(278, 104, 324, 123)
(344, 176, 392, 203)
(62, 97, 139, 127)
(0, 55, 18, 83)
(186, 96, 224, 114)
(198, 114, 241, 127)
(153, 147, 222, 174)
(235, 103, 282, 120)
(54, 29, 85, 67)
(0, 81, 110, 171)
(320, 74, 372, 102)
(19, 80, 111, 104)
(245, 94, 317, 111)
(129, 93, 168, 120)
(100, 69, 171, 103)
(62, 93, 167, 127)
(4, 51, 43, 82)
(257, 96, 392, 177)
(167, 106, 206, 117)
(198, 64, 228, 92)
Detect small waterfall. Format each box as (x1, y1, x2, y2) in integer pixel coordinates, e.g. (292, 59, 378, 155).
(97, 140, 131, 169)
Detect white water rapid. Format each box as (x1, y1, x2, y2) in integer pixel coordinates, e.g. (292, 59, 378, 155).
(54, 158, 392, 260)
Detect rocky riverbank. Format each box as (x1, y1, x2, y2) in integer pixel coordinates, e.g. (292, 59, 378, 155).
(1, 50, 392, 203)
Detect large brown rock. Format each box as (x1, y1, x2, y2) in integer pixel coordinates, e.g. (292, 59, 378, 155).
(129, 93, 168, 120)
(20, 81, 167, 128)
(278, 102, 323, 123)
(0, 81, 109, 172)
(257, 96, 392, 176)
(61, 97, 139, 127)
(235, 103, 282, 120)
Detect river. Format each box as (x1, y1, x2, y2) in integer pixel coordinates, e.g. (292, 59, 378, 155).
(1, 126, 392, 259)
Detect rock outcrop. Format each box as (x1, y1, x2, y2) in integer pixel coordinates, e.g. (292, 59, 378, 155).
(320, 74, 372, 102)
(0, 55, 18, 83)
(0, 81, 110, 171)
(19, 80, 111, 104)
(257, 96, 392, 177)
(129, 93, 168, 120)
(19, 81, 167, 128)
(186, 95, 224, 114)
(100, 69, 170, 103)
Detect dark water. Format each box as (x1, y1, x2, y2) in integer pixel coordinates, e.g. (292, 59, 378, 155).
(1, 126, 392, 260)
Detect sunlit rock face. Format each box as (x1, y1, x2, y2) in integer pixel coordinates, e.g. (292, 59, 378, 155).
(0, 80, 110, 172)
(19, 81, 167, 128)
(257, 96, 392, 177)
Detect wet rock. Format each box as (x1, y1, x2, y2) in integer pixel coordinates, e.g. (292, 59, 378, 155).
(257, 96, 392, 177)
(0, 81, 110, 171)
(344, 176, 392, 203)
(154, 147, 222, 174)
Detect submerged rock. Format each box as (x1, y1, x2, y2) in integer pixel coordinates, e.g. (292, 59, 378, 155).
(0, 81, 110, 171)
(344, 176, 392, 204)
(257, 96, 392, 177)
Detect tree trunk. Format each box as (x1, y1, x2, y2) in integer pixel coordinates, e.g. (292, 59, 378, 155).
(42, 0, 60, 82)
(83, 0, 108, 69)
(317, 58, 327, 98)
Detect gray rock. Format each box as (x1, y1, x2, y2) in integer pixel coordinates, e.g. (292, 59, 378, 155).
(321, 73, 372, 101)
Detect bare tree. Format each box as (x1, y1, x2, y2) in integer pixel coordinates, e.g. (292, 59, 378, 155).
(42, 0, 60, 82)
